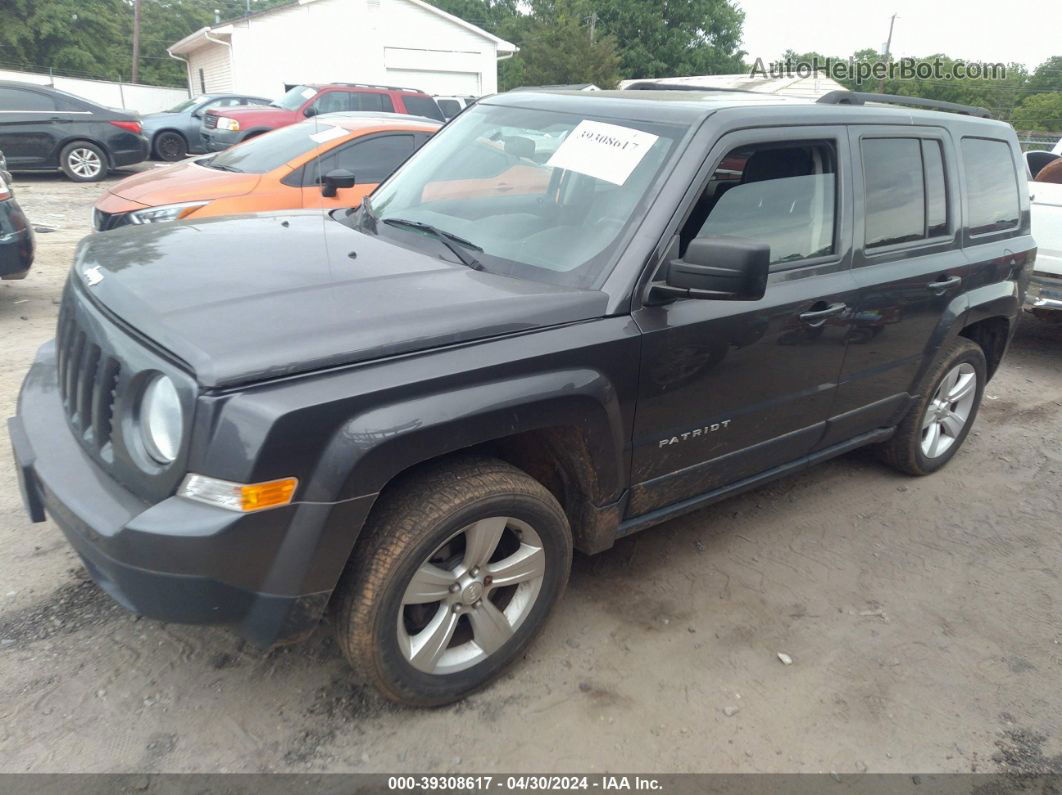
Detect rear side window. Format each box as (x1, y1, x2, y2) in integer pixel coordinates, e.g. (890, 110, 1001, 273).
(923, 140, 948, 237)
(0, 87, 57, 111)
(401, 95, 445, 121)
(863, 138, 926, 247)
(353, 93, 394, 112)
(962, 137, 1020, 235)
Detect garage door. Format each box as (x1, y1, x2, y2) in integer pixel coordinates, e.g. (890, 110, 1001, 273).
(386, 69, 480, 97)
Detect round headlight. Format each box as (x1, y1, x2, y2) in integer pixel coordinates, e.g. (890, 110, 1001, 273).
(140, 375, 183, 464)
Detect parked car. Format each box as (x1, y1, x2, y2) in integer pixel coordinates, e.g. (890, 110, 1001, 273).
(1026, 180, 1062, 318)
(0, 150, 34, 279)
(94, 113, 439, 231)
(434, 95, 477, 119)
(11, 88, 1033, 707)
(142, 94, 271, 162)
(0, 81, 148, 182)
(201, 83, 445, 152)
(1025, 150, 1060, 180)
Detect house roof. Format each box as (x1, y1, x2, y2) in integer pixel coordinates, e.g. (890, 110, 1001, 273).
(168, 0, 516, 56)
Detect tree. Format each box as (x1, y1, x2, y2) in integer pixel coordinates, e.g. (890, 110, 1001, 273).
(1012, 93, 1062, 133)
(516, 10, 622, 89)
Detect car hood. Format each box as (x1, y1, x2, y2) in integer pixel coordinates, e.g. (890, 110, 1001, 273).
(108, 161, 262, 205)
(72, 211, 608, 388)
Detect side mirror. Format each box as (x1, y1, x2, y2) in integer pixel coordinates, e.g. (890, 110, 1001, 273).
(304, 106, 317, 118)
(651, 237, 770, 302)
(191, 110, 203, 119)
(321, 168, 356, 197)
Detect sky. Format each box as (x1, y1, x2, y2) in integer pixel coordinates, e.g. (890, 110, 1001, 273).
(735, 0, 1059, 71)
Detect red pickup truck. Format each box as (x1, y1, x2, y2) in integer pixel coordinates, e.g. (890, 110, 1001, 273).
(201, 83, 445, 151)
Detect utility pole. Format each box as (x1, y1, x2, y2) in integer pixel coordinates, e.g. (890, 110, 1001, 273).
(131, 0, 142, 84)
(877, 12, 897, 93)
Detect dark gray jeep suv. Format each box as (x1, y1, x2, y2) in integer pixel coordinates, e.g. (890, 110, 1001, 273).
(10, 88, 1034, 705)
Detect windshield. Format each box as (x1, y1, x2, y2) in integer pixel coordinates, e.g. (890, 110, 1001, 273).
(272, 85, 316, 110)
(363, 104, 685, 288)
(165, 96, 204, 113)
(203, 120, 348, 174)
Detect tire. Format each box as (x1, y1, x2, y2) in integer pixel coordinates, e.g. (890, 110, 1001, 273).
(877, 337, 986, 475)
(333, 455, 572, 707)
(154, 131, 187, 162)
(59, 141, 107, 182)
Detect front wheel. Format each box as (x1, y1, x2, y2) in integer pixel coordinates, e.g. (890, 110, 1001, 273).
(877, 337, 986, 475)
(333, 456, 572, 706)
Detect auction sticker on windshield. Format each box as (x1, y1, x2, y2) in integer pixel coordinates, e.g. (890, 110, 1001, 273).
(546, 120, 659, 185)
(309, 125, 348, 144)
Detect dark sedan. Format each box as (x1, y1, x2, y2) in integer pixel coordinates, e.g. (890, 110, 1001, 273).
(143, 93, 270, 161)
(0, 81, 148, 182)
(0, 150, 34, 279)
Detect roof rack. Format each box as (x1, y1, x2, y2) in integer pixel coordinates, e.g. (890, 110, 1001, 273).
(816, 90, 991, 118)
(624, 81, 766, 96)
(332, 82, 424, 93)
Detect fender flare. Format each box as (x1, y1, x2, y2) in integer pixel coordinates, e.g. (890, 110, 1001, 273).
(310, 368, 627, 507)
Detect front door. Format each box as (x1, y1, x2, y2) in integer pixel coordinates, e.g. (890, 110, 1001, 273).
(300, 133, 418, 209)
(629, 127, 857, 517)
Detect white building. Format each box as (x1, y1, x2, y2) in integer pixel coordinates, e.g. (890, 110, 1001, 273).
(167, 0, 517, 100)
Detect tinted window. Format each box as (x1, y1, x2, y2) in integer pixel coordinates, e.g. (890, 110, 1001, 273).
(0, 88, 57, 111)
(963, 137, 1020, 235)
(205, 122, 346, 173)
(864, 138, 925, 247)
(401, 95, 445, 121)
(311, 92, 352, 115)
(437, 99, 461, 118)
(923, 140, 948, 237)
(318, 134, 415, 183)
(353, 92, 394, 112)
(691, 143, 837, 265)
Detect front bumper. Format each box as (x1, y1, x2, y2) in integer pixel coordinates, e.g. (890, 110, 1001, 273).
(1024, 273, 1062, 312)
(0, 197, 35, 279)
(10, 341, 375, 647)
(202, 129, 242, 152)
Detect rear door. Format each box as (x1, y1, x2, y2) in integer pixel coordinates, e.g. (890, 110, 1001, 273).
(0, 86, 71, 168)
(300, 132, 417, 208)
(823, 126, 971, 445)
(629, 126, 858, 517)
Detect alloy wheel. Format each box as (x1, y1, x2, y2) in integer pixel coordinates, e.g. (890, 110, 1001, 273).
(397, 516, 545, 675)
(921, 362, 977, 458)
(68, 148, 103, 179)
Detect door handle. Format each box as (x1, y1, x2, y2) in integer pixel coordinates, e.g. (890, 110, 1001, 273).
(928, 275, 961, 291)
(799, 302, 847, 325)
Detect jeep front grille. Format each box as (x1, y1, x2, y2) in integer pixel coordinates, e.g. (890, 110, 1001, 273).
(56, 296, 122, 458)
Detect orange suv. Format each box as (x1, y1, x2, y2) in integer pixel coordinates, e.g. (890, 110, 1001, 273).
(93, 114, 439, 230)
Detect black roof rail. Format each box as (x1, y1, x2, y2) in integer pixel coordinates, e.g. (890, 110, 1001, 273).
(816, 90, 991, 118)
(624, 81, 766, 96)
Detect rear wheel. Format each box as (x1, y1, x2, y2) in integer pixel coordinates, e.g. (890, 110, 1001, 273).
(333, 456, 572, 707)
(154, 131, 187, 162)
(877, 337, 986, 475)
(59, 142, 107, 182)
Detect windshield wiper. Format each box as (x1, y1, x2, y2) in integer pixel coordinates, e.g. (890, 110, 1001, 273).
(382, 218, 483, 270)
(204, 159, 241, 173)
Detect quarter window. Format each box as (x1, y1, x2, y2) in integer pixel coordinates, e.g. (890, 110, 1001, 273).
(962, 137, 1020, 235)
(685, 142, 837, 265)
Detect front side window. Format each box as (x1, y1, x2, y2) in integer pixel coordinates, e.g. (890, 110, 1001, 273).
(362, 104, 685, 287)
(312, 134, 415, 184)
(962, 137, 1020, 235)
(273, 85, 316, 111)
(311, 92, 351, 115)
(684, 142, 837, 265)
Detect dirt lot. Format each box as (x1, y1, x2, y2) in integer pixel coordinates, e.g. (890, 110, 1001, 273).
(0, 168, 1060, 775)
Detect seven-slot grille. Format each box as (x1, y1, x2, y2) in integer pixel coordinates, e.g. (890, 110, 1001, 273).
(56, 297, 122, 456)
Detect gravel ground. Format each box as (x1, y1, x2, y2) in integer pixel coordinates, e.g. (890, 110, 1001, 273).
(0, 168, 1060, 774)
